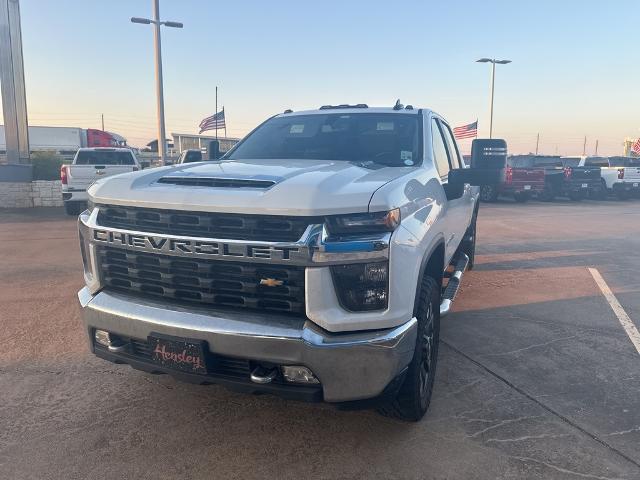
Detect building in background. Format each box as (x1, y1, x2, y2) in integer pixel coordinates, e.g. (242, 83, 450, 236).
(623, 138, 640, 157)
(172, 133, 239, 154)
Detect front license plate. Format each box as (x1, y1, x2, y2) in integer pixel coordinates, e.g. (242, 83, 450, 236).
(149, 334, 208, 375)
(581, 183, 588, 188)
(524, 185, 531, 190)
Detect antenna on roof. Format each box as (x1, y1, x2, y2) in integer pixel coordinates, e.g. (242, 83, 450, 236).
(393, 99, 404, 110)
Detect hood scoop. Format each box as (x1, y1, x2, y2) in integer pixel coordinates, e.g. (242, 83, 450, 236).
(157, 176, 276, 189)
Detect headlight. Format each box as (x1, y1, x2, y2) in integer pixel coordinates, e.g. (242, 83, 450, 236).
(331, 262, 389, 311)
(325, 208, 400, 235)
(86, 199, 95, 214)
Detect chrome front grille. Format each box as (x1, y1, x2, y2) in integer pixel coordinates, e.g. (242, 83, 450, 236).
(96, 204, 319, 242)
(97, 246, 306, 315)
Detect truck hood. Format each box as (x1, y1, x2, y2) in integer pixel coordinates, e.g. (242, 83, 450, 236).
(88, 159, 414, 215)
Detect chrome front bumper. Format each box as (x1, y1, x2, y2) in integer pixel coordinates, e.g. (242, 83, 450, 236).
(78, 287, 417, 402)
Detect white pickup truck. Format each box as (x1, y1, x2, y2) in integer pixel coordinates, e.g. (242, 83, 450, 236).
(61, 148, 140, 215)
(563, 156, 640, 199)
(76, 104, 495, 421)
(606, 156, 640, 199)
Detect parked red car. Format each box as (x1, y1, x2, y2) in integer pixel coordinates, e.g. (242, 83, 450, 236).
(479, 155, 546, 202)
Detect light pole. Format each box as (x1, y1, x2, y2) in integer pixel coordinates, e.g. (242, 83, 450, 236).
(476, 58, 511, 138)
(131, 0, 182, 163)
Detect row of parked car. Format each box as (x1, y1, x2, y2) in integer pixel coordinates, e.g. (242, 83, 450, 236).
(477, 155, 640, 203)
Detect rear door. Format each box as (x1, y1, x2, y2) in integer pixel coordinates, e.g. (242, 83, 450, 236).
(69, 150, 137, 189)
(433, 118, 474, 263)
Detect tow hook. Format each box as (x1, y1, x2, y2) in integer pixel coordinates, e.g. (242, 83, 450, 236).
(250, 366, 278, 384)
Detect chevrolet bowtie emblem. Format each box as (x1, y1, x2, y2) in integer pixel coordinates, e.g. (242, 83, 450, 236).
(260, 278, 284, 287)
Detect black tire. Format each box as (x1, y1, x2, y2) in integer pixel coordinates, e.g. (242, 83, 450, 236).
(378, 276, 440, 422)
(514, 192, 530, 203)
(592, 180, 607, 200)
(462, 209, 477, 270)
(479, 185, 499, 202)
(568, 191, 584, 201)
(64, 202, 82, 216)
(615, 190, 629, 201)
(540, 185, 555, 202)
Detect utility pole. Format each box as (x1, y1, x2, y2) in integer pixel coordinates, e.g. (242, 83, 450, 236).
(215, 86, 218, 142)
(489, 61, 495, 139)
(101, 113, 104, 131)
(151, 0, 166, 160)
(583, 136, 587, 156)
(0, 0, 29, 165)
(535, 133, 539, 155)
(595, 139, 599, 156)
(131, 1, 183, 163)
(476, 58, 512, 139)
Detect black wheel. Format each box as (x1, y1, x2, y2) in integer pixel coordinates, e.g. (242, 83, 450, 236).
(569, 191, 584, 201)
(378, 276, 440, 422)
(615, 190, 630, 201)
(540, 184, 555, 202)
(64, 202, 82, 216)
(479, 185, 499, 202)
(462, 209, 477, 270)
(514, 192, 530, 203)
(592, 180, 607, 200)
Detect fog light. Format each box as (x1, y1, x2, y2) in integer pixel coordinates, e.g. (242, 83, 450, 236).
(282, 366, 319, 384)
(94, 329, 112, 347)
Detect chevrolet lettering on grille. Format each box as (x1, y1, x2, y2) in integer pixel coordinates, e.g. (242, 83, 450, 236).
(92, 229, 308, 263)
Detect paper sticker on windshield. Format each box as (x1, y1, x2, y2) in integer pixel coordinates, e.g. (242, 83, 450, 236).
(290, 124, 305, 134)
(377, 122, 394, 131)
(401, 151, 413, 165)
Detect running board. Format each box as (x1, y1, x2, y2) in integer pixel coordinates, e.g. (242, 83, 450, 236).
(440, 253, 469, 317)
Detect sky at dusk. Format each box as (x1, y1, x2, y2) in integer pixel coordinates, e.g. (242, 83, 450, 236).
(2, 0, 639, 155)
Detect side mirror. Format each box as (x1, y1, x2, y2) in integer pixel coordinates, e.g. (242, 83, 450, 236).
(445, 170, 466, 199)
(457, 138, 508, 186)
(470, 138, 507, 169)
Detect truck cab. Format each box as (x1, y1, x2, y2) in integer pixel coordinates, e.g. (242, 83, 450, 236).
(595, 156, 640, 199)
(76, 104, 489, 421)
(176, 149, 203, 164)
(62, 147, 140, 215)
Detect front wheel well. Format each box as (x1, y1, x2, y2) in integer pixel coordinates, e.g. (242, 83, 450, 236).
(414, 242, 445, 316)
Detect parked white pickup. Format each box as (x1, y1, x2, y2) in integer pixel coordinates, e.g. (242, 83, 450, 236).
(563, 156, 640, 199)
(61, 148, 140, 215)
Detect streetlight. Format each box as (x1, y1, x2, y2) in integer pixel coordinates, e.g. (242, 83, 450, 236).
(476, 58, 511, 139)
(131, 1, 183, 163)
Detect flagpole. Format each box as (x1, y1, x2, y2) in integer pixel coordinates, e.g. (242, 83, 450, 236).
(215, 86, 218, 141)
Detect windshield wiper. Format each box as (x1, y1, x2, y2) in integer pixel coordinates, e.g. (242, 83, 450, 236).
(349, 160, 385, 170)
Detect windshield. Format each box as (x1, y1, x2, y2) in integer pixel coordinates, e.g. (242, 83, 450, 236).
(75, 151, 135, 165)
(562, 158, 581, 167)
(531, 156, 563, 167)
(609, 156, 640, 167)
(585, 157, 609, 167)
(227, 113, 421, 166)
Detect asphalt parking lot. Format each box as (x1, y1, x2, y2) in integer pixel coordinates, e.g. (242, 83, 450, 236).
(1, 200, 639, 480)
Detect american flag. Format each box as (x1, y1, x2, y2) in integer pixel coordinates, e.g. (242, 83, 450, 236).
(632, 138, 640, 155)
(199, 108, 226, 133)
(453, 121, 478, 140)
